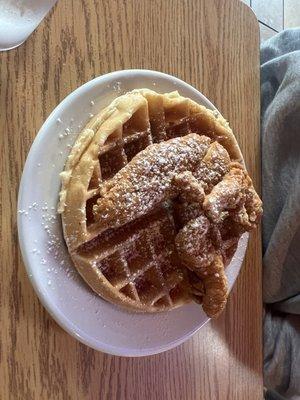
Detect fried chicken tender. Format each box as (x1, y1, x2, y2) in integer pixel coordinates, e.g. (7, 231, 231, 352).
(203, 163, 262, 230)
(93, 134, 232, 229)
(175, 215, 228, 318)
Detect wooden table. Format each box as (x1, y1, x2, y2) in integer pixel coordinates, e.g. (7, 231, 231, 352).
(0, 0, 262, 399)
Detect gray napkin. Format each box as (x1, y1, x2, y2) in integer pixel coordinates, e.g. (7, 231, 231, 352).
(261, 28, 300, 399)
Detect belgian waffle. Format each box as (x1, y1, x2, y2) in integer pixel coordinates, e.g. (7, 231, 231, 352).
(58, 89, 259, 315)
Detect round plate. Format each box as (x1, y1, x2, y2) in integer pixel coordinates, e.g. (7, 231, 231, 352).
(18, 70, 248, 357)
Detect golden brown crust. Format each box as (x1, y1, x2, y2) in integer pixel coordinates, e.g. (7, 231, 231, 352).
(93, 134, 212, 228)
(175, 216, 228, 318)
(203, 163, 262, 229)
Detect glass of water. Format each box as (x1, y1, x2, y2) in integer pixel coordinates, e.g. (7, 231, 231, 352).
(0, 0, 58, 51)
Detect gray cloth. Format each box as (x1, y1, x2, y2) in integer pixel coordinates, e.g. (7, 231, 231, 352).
(261, 28, 300, 399)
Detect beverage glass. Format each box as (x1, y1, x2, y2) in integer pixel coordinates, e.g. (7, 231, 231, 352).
(0, 0, 57, 51)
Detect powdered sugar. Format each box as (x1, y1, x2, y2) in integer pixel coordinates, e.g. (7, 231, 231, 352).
(94, 134, 213, 228)
(19, 200, 76, 287)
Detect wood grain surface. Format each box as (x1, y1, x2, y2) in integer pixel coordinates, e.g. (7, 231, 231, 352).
(0, 0, 262, 399)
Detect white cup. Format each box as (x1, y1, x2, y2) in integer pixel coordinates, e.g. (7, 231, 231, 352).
(0, 0, 57, 51)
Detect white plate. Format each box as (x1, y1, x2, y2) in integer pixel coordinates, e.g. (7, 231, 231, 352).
(18, 70, 248, 357)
